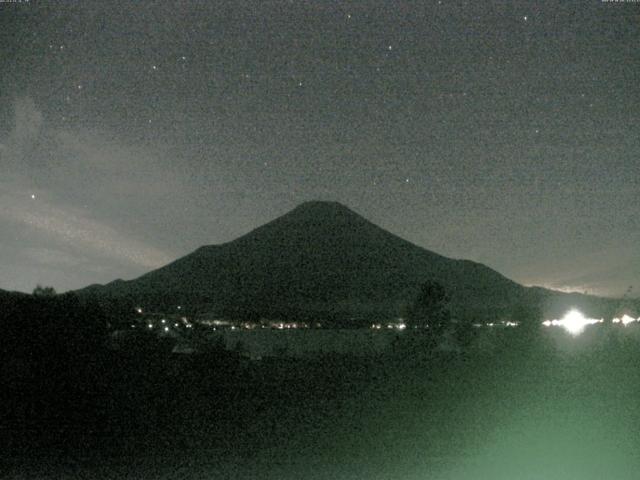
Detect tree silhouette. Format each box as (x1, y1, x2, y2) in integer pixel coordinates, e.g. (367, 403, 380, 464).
(32, 284, 57, 297)
(408, 280, 451, 336)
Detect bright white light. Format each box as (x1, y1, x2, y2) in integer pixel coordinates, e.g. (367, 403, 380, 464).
(542, 309, 602, 336)
(148, 324, 153, 329)
(562, 310, 590, 335)
(135, 307, 143, 314)
(614, 314, 638, 326)
(164, 326, 169, 332)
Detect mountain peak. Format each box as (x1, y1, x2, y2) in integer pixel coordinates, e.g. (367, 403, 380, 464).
(294, 200, 349, 210)
(235, 200, 371, 247)
(287, 200, 365, 221)
(290, 200, 357, 217)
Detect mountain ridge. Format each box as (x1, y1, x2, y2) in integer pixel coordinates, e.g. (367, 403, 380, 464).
(77, 201, 621, 323)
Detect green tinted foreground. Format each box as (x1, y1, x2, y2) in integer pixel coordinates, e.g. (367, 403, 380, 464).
(5, 327, 640, 480)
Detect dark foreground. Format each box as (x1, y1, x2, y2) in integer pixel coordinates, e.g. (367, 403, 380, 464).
(3, 325, 640, 479)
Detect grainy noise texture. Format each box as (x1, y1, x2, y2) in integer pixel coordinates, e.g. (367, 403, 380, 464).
(1, 1, 638, 295)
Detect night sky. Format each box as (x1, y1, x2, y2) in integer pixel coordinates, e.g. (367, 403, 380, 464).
(1, 1, 638, 297)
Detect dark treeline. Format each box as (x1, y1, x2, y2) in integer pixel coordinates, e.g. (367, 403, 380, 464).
(0, 291, 249, 477)
(1, 292, 109, 442)
(0, 290, 382, 475)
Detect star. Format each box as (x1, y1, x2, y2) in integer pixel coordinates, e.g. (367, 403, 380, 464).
(30, 194, 36, 199)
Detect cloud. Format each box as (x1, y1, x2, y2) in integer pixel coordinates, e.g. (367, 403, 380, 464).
(0, 97, 177, 290)
(521, 244, 639, 297)
(0, 182, 173, 269)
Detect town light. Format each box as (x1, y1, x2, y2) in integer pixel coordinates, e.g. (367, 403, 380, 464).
(612, 314, 638, 326)
(542, 309, 602, 336)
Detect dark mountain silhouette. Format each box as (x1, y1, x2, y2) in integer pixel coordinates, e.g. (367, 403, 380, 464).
(78, 201, 620, 324)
